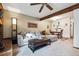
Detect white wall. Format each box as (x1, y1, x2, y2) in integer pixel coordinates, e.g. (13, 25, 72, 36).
(52, 17, 70, 38)
(48, 12, 74, 38)
(3, 10, 50, 38)
(17, 18, 50, 33)
(73, 9, 79, 48)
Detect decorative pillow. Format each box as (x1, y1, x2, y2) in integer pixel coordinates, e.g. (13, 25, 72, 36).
(25, 32, 36, 39)
(35, 32, 42, 39)
(25, 32, 43, 40)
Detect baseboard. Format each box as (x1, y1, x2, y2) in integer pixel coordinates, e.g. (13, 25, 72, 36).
(3, 38, 11, 40)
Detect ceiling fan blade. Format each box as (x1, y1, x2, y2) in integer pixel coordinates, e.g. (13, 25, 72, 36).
(30, 3, 41, 5)
(46, 4, 53, 10)
(39, 4, 44, 13)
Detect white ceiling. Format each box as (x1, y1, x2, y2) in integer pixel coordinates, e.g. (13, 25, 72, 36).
(2, 3, 76, 18)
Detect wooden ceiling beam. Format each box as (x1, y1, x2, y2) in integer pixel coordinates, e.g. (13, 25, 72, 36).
(40, 3, 79, 20)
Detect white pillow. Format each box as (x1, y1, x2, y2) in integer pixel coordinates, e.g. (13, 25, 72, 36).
(25, 32, 36, 39)
(35, 32, 43, 39)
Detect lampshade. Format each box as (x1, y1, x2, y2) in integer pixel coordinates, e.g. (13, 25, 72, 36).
(12, 18, 17, 24)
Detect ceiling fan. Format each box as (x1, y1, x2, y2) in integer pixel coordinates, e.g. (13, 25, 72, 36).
(30, 3, 53, 13)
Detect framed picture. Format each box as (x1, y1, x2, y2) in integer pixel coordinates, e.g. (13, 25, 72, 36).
(28, 22, 37, 28)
